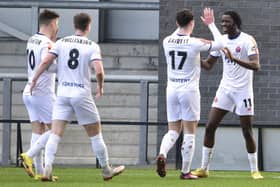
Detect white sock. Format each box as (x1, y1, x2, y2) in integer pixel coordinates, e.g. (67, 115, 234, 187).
(201, 146, 213, 171)
(30, 133, 43, 175)
(248, 152, 258, 172)
(27, 131, 51, 158)
(90, 133, 109, 168)
(159, 130, 179, 158)
(44, 133, 61, 167)
(181, 134, 195, 174)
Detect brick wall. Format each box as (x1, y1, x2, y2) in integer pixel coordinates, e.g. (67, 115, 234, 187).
(159, 0, 280, 126)
(0, 41, 158, 165)
(158, 0, 280, 162)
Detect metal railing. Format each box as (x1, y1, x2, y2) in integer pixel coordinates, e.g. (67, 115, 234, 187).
(1, 118, 280, 171)
(0, 1, 159, 10)
(0, 73, 158, 166)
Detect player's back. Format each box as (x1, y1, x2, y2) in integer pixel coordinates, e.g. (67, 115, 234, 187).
(51, 35, 101, 97)
(163, 32, 210, 90)
(24, 33, 55, 96)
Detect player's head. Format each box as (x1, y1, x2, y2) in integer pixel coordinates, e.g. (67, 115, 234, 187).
(39, 9, 59, 39)
(176, 9, 194, 30)
(74, 13, 92, 34)
(221, 11, 242, 35)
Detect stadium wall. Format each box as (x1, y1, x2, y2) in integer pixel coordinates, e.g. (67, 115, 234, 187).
(0, 40, 158, 166)
(158, 0, 280, 171)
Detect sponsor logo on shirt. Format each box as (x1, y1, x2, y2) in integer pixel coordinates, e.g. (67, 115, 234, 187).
(169, 78, 190, 83)
(62, 81, 84, 88)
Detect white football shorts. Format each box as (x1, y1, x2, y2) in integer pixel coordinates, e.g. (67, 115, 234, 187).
(23, 94, 55, 124)
(166, 86, 200, 122)
(212, 86, 254, 116)
(52, 96, 100, 125)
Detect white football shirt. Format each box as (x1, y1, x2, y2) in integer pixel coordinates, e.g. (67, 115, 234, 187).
(23, 33, 55, 96)
(210, 32, 258, 92)
(163, 31, 222, 90)
(49, 35, 102, 97)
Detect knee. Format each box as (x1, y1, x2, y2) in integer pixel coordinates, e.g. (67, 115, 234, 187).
(33, 125, 46, 134)
(205, 124, 216, 136)
(241, 127, 253, 139)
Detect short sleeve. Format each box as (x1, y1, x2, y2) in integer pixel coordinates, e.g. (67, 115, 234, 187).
(90, 43, 102, 61)
(49, 40, 60, 57)
(247, 36, 258, 57)
(192, 38, 212, 52)
(41, 41, 53, 61)
(210, 50, 221, 57)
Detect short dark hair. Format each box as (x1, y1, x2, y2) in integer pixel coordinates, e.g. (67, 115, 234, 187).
(39, 9, 59, 26)
(74, 13, 91, 31)
(176, 9, 194, 27)
(223, 11, 242, 29)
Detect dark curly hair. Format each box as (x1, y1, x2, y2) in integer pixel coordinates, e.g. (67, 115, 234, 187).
(223, 11, 242, 29)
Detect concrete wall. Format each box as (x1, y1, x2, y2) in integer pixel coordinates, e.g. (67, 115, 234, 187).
(158, 0, 280, 171)
(0, 41, 158, 165)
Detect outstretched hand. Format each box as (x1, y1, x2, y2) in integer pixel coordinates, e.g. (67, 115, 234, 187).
(201, 7, 214, 26)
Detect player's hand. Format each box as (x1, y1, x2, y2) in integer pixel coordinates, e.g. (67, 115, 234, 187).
(95, 86, 103, 99)
(201, 7, 214, 26)
(30, 79, 37, 95)
(222, 47, 235, 61)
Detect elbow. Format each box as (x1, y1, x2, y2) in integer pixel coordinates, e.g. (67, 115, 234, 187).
(96, 71, 105, 79)
(201, 61, 213, 71)
(254, 66, 260, 71)
(253, 64, 260, 71)
(202, 63, 213, 71)
(202, 66, 212, 71)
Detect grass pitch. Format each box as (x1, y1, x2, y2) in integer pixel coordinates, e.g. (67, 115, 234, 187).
(1, 167, 279, 187)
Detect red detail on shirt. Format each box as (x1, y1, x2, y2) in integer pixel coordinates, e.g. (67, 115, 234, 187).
(235, 46, 241, 53)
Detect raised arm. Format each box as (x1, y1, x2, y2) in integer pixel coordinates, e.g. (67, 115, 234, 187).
(200, 7, 224, 51)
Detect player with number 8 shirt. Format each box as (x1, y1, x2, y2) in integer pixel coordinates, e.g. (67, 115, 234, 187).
(30, 12, 125, 181)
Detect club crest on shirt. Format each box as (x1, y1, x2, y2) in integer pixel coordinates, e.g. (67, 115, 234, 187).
(235, 46, 241, 53)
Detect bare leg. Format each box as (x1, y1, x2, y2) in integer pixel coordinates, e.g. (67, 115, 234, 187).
(200, 107, 227, 171)
(240, 116, 256, 153)
(204, 108, 228, 147)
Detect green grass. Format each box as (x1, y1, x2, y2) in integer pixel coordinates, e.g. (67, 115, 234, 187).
(0, 167, 279, 187)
